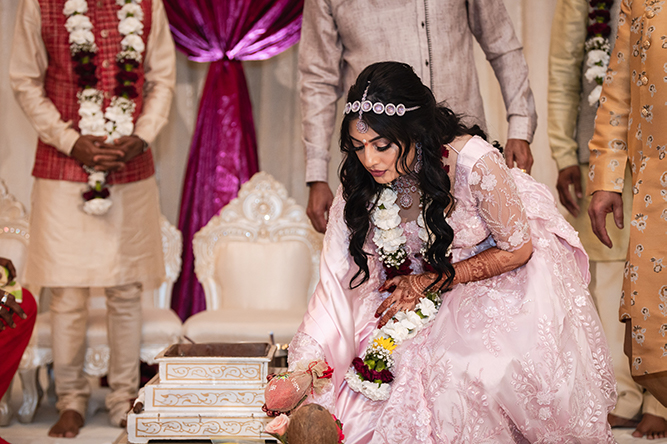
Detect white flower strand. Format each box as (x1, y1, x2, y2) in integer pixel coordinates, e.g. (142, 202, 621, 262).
(372, 187, 432, 268)
(63, 0, 144, 215)
(372, 187, 407, 267)
(83, 197, 113, 215)
(350, 184, 444, 401)
(345, 370, 392, 402)
(584, 36, 611, 107)
(344, 293, 441, 401)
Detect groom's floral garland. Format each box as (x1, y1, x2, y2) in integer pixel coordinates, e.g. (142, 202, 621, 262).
(64, 0, 145, 215)
(584, 0, 613, 106)
(344, 186, 443, 401)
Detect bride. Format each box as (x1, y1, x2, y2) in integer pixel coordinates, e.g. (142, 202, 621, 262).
(286, 61, 616, 443)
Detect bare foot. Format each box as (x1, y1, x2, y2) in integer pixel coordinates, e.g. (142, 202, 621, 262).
(632, 413, 667, 440)
(608, 413, 639, 429)
(48, 410, 84, 438)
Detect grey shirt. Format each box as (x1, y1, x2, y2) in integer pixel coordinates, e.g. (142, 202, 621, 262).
(300, 0, 538, 182)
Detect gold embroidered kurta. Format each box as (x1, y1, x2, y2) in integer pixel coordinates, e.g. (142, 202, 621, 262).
(588, 0, 667, 376)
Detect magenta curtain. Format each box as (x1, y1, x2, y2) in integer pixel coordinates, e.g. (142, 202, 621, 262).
(165, 0, 303, 320)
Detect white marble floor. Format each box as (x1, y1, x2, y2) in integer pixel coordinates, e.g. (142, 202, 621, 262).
(2, 372, 667, 444)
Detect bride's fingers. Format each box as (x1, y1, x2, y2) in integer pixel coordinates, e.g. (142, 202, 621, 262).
(378, 304, 401, 328)
(375, 295, 397, 318)
(379, 276, 401, 292)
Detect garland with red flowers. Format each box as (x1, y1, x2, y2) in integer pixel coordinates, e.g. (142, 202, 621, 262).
(588, 0, 613, 38)
(64, 0, 145, 215)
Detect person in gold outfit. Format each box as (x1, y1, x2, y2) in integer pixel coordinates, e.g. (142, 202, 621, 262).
(549, 0, 667, 437)
(588, 0, 667, 414)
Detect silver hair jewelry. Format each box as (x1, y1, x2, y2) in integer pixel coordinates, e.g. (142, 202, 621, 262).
(346, 81, 420, 133)
(356, 82, 371, 133)
(1, 292, 8, 305)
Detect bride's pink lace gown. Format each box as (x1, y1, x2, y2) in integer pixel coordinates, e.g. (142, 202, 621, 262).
(289, 137, 616, 443)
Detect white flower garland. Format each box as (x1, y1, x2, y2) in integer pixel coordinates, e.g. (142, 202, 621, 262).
(584, 0, 613, 107)
(584, 36, 611, 106)
(371, 187, 431, 268)
(345, 185, 443, 401)
(344, 293, 441, 401)
(64, 0, 144, 215)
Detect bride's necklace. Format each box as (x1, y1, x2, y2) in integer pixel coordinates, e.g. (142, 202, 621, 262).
(392, 174, 419, 209)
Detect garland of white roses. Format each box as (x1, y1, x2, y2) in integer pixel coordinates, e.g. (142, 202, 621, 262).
(64, 0, 145, 215)
(344, 186, 441, 401)
(583, 3, 612, 107)
(344, 291, 442, 401)
(371, 187, 431, 268)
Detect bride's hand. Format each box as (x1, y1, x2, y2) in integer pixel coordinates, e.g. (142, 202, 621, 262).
(375, 274, 434, 328)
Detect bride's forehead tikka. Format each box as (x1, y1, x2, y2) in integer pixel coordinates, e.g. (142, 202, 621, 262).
(345, 80, 420, 134)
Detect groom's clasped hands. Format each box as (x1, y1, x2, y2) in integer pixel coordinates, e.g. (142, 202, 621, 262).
(70, 134, 145, 172)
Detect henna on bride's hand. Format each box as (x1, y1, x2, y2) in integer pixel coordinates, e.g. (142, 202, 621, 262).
(375, 274, 436, 328)
(452, 245, 531, 285)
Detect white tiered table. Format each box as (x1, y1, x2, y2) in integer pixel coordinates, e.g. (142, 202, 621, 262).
(126, 343, 278, 443)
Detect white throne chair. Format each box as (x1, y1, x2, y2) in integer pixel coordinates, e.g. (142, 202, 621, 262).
(182, 172, 323, 346)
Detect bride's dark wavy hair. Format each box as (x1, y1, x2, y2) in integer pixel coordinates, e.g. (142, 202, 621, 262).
(340, 61, 471, 291)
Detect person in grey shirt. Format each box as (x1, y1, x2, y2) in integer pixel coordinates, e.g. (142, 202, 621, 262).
(300, 0, 538, 232)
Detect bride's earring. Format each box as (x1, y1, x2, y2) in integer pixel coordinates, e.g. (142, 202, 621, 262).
(414, 143, 423, 173)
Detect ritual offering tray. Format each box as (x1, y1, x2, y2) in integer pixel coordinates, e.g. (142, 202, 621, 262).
(127, 342, 276, 443)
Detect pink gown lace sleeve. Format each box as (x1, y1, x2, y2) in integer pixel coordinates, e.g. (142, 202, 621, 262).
(468, 150, 531, 252)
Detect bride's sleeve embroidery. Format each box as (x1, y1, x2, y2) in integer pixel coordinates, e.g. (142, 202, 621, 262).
(469, 152, 530, 251)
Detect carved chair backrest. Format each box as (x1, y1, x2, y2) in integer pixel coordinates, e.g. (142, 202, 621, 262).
(0, 179, 30, 285)
(151, 214, 182, 308)
(193, 172, 323, 312)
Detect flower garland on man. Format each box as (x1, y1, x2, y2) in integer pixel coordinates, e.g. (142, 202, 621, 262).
(65, 0, 148, 215)
(9, 0, 175, 437)
(584, 0, 613, 106)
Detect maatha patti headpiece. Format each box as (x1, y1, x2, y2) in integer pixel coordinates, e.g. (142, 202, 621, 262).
(345, 81, 420, 133)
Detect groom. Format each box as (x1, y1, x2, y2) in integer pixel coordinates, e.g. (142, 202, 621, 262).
(9, 0, 175, 436)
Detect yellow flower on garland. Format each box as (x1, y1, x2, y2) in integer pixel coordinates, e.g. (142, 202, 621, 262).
(373, 336, 397, 352)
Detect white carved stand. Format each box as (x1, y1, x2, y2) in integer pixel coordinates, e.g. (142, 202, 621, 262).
(126, 343, 276, 443)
